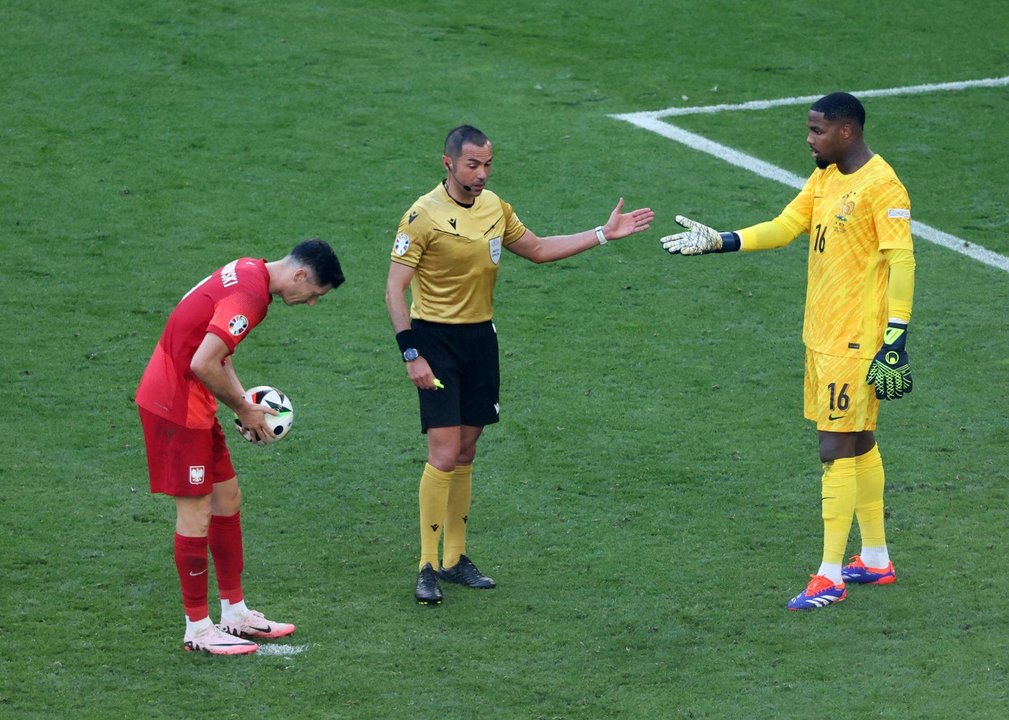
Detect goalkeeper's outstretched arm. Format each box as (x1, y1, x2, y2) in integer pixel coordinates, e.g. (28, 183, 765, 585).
(660, 215, 800, 255)
(659, 215, 738, 255)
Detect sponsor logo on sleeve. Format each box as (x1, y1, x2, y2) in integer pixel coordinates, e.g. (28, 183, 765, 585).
(888, 208, 911, 219)
(489, 236, 502, 264)
(393, 232, 411, 256)
(189, 466, 206, 485)
(228, 315, 249, 336)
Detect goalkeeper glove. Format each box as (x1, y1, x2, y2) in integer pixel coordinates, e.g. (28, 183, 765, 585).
(866, 322, 913, 400)
(659, 215, 740, 255)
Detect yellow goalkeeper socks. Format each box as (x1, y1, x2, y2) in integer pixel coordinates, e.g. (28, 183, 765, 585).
(442, 463, 473, 570)
(418, 463, 453, 571)
(819, 456, 857, 582)
(854, 444, 890, 568)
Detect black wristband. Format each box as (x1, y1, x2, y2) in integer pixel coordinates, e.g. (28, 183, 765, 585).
(717, 232, 741, 252)
(395, 329, 418, 353)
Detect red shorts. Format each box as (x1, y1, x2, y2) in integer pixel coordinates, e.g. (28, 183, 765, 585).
(139, 407, 236, 496)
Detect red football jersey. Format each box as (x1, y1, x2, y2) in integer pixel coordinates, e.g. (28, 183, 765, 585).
(136, 258, 271, 428)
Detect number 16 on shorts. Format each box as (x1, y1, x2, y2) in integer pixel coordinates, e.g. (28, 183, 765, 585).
(803, 349, 878, 432)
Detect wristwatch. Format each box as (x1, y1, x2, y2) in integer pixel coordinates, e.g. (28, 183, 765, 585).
(402, 348, 419, 362)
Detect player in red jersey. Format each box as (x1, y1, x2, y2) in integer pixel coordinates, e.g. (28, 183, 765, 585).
(136, 239, 344, 654)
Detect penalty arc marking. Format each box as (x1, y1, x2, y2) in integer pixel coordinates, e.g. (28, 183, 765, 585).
(610, 75, 1009, 275)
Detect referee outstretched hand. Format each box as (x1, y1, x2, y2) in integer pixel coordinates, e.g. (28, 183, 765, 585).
(603, 198, 655, 240)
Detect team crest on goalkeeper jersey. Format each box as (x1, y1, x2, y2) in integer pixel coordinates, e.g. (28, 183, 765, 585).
(393, 232, 411, 256)
(489, 237, 502, 264)
(836, 197, 856, 222)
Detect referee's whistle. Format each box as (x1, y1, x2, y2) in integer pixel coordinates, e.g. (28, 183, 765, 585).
(433, 378, 445, 390)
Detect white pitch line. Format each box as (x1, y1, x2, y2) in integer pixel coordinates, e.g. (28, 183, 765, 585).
(621, 117, 809, 190)
(610, 80, 1009, 274)
(256, 643, 310, 657)
(909, 221, 1009, 272)
(616, 75, 1009, 118)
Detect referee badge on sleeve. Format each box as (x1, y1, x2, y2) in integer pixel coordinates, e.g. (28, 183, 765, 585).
(489, 236, 502, 265)
(393, 232, 411, 256)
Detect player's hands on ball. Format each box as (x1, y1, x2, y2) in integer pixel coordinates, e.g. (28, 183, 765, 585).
(660, 215, 723, 255)
(601, 198, 655, 240)
(236, 401, 279, 445)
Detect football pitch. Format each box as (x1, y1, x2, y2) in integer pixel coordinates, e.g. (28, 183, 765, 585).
(4, 1, 1008, 718)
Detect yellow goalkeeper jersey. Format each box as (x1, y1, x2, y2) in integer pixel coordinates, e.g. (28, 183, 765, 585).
(390, 183, 527, 324)
(755, 155, 913, 358)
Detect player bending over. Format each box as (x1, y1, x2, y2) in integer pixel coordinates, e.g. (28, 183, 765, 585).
(136, 239, 344, 652)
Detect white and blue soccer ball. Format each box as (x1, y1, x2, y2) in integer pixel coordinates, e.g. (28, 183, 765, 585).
(234, 385, 294, 444)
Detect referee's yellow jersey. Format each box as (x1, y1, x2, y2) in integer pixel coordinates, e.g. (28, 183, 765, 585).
(391, 183, 527, 324)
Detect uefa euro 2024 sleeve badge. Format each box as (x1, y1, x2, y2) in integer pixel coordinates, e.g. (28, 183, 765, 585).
(228, 315, 249, 336)
(393, 232, 411, 256)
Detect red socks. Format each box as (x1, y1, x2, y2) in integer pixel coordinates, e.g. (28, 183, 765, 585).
(174, 533, 209, 620)
(208, 512, 245, 604)
(174, 513, 245, 619)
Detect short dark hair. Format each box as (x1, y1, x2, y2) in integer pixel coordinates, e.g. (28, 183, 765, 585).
(290, 238, 345, 289)
(444, 125, 489, 158)
(810, 92, 866, 129)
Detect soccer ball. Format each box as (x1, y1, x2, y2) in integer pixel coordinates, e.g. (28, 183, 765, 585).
(234, 386, 294, 444)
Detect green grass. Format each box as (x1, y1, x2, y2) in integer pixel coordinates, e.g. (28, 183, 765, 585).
(3, 1, 1009, 718)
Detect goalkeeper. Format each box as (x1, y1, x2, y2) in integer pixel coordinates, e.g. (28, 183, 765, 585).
(661, 92, 915, 611)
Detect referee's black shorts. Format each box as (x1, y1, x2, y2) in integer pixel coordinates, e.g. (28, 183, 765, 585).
(412, 319, 500, 433)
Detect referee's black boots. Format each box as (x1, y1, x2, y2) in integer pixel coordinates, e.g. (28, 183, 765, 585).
(438, 555, 496, 589)
(415, 563, 443, 605)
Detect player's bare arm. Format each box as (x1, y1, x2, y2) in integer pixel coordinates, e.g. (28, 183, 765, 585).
(385, 261, 439, 390)
(220, 356, 242, 396)
(507, 198, 654, 263)
(190, 333, 275, 439)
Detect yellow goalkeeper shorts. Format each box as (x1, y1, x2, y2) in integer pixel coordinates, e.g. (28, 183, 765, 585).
(803, 348, 879, 432)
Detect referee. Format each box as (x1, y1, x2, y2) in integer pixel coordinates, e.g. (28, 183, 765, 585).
(385, 125, 654, 604)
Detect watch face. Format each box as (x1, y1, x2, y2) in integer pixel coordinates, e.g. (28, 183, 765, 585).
(403, 348, 419, 362)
